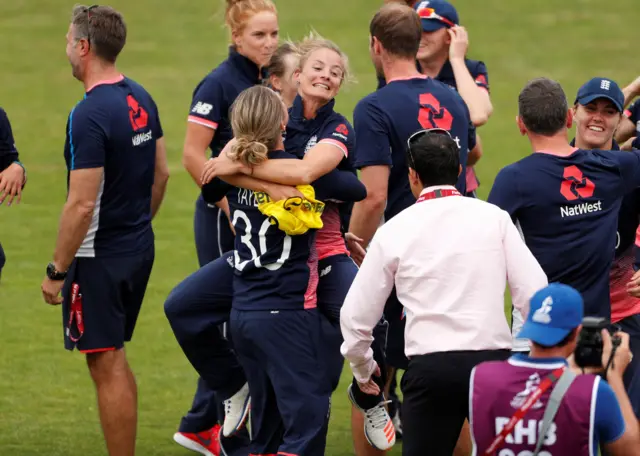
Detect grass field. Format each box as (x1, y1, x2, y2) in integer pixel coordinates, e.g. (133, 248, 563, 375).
(0, 0, 639, 455)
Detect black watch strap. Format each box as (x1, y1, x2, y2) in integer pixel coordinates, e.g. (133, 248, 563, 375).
(46, 262, 67, 281)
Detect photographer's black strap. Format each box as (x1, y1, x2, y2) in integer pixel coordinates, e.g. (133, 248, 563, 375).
(532, 369, 577, 456)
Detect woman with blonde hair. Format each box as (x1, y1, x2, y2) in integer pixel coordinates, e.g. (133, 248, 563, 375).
(265, 42, 299, 108)
(168, 0, 278, 454)
(199, 84, 365, 455)
(206, 33, 398, 454)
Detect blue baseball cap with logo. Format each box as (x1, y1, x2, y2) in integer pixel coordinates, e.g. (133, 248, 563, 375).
(414, 0, 459, 32)
(574, 77, 624, 112)
(517, 283, 584, 347)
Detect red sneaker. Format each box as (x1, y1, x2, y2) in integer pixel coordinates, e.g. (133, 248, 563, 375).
(173, 424, 221, 456)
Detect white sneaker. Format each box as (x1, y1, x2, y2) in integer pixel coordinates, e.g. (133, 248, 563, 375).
(347, 384, 396, 450)
(222, 383, 251, 437)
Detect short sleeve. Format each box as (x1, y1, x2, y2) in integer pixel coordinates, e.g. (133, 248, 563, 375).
(149, 96, 163, 139)
(487, 165, 521, 220)
(472, 61, 489, 92)
(68, 101, 108, 171)
(612, 149, 640, 194)
(624, 100, 639, 124)
(464, 103, 477, 151)
(594, 377, 626, 444)
(352, 97, 392, 169)
(187, 76, 226, 130)
(318, 118, 355, 159)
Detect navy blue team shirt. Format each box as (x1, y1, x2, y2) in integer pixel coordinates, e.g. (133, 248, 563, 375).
(206, 149, 365, 311)
(188, 46, 265, 158)
(624, 100, 640, 132)
(624, 101, 640, 150)
(285, 95, 357, 230)
(488, 148, 640, 319)
(0, 108, 19, 172)
(354, 75, 476, 221)
(64, 76, 163, 257)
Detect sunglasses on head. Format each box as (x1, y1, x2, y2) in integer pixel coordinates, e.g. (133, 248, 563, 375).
(406, 128, 452, 168)
(80, 5, 98, 46)
(416, 7, 456, 28)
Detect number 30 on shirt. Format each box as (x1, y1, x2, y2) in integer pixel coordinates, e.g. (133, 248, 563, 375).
(232, 209, 292, 271)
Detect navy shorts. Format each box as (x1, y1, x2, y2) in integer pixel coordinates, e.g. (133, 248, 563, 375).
(230, 308, 331, 456)
(62, 247, 155, 353)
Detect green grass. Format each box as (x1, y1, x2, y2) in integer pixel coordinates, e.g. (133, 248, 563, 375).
(0, 0, 638, 455)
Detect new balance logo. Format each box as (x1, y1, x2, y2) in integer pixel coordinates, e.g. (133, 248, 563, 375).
(192, 102, 213, 116)
(320, 265, 332, 277)
(132, 130, 153, 146)
(600, 80, 611, 90)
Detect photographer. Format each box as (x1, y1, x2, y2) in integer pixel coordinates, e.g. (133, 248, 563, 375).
(470, 283, 639, 455)
(0, 107, 26, 281)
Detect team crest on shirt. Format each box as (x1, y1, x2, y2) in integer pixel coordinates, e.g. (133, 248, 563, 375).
(510, 373, 545, 409)
(304, 135, 318, 154)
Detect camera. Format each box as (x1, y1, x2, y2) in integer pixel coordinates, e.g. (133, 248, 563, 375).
(574, 317, 621, 368)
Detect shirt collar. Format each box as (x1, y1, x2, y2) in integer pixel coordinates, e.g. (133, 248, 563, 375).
(569, 137, 621, 151)
(290, 94, 336, 126)
(419, 184, 458, 197)
(509, 353, 569, 367)
(436, 59, 454, 80)
(228, 46, 265, 84)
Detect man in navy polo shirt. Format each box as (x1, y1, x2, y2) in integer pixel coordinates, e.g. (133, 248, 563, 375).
(489, 77, 640, 326)
(40, 6, 169, 456)
(347, 3, 476, 450)
(377, 0, 490, 200)
(0, 107, 27, 281)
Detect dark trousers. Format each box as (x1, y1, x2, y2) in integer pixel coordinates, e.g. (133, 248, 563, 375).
(177, 196, 235, 433)
(317, 254, 357, 391)
(350, 320, 389, 409)
(401, 349, 510, 456)
(231, 308, 332, 456)
(617, 314, 640, 418)
(164, 252, 244, 434)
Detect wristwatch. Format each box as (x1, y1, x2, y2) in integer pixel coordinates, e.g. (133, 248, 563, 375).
(46, 262, 67, 281)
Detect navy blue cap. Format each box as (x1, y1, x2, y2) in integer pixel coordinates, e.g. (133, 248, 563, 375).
(517, 283, 584, 347)
(575, 77, 624, 112)
(414, 0, 459, 32)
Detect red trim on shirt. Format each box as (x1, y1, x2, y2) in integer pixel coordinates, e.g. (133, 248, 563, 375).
(387, 74, 428, 83)
(80, 347, 117, 354)
(318, 138, 348, 157)
(536, 147, 579, 157)
(188, 116, 218, 130)
(86, 74, 125, 93)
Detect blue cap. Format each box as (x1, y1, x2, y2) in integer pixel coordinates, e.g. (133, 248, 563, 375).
(517, 283, 584, 347)
(575, 77, 624, 112)
(414, 0, 459, 32)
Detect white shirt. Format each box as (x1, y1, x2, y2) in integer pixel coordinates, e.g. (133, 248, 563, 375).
(340, 185, 548, 383)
